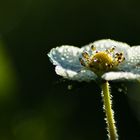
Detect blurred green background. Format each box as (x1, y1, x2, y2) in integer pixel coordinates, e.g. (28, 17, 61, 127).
(0, 0, 140, 139)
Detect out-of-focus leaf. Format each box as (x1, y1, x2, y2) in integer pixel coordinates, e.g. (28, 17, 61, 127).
(0, 40, 17, 102)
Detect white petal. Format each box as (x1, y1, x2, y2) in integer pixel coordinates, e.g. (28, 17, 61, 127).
(81, 39, 130, 56)
(48, 45, 97, 81)
(55, 66, 97, 82)
(48, 45, 82, 71)
(102, 72, 140, 81)
(124, 45, 140, 73)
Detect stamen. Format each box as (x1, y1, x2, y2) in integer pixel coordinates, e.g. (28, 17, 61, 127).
(119, 52, 123, 56)
(82, 52, 89, 59)
(91, 45, 96, 51)
(118, 56, 121, 58)
(79, 45, 125, 76)
(111, 47, 115, 51)
(79, 58, 86, 66)
(105, 47, 115, 54)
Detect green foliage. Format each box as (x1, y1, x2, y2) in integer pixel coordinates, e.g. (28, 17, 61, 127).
(0, 40, 17, 102)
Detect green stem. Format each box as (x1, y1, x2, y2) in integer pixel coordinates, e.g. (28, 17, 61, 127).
(101, 81, 118, 140)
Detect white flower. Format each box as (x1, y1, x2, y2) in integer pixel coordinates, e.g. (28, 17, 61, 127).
(48, 39, 140, 82)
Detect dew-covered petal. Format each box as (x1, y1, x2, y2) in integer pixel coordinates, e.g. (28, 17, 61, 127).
(81, 39, 130, 56)
(48, 45, 97, 81)
(55, 66, 97, 82)
(102, 72, 140, 81)
(123, 45, 140, 74)
(48, 45, 82, 72)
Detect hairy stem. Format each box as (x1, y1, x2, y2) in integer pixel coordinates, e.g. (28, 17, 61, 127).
(101, 81, 118, 140)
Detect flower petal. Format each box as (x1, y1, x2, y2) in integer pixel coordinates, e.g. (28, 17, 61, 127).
(82, 39, 130, 55)
(55, 66, 97, 82)
(48, 45, 97, 81)
(123, 45, 140, 74)
(102, 72, 140, 81)
(48, 45, 82, 71)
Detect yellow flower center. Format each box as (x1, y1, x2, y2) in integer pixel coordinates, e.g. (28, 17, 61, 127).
(79, 45, 125, 76)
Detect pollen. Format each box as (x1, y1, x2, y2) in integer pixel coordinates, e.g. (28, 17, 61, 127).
(79, 46, 125, 76)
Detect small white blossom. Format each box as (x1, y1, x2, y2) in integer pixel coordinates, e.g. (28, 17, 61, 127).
(48, 39, 140, 82)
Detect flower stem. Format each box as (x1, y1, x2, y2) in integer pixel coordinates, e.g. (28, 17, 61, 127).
(101, 81, 118, 140)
